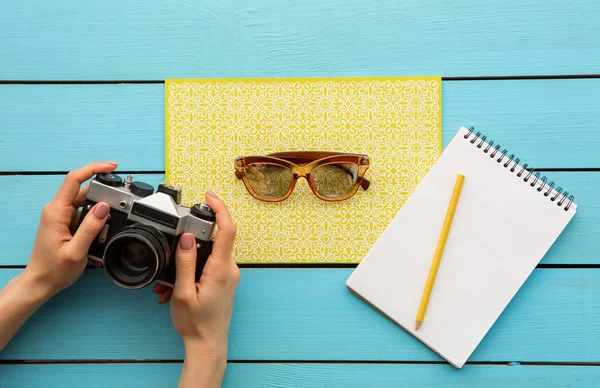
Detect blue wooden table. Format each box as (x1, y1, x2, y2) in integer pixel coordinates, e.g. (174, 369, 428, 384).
(1, 1, 599, 386)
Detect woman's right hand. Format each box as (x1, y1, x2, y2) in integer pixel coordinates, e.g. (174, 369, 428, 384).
(152, 191, 240, 388)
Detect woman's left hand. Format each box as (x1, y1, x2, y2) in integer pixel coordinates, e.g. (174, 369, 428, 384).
(24, 162, 117, 297)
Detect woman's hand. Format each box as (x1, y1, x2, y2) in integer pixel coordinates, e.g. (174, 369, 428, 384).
(152, 191, 240, 388)
(0, 162, 116, 351)
(24, 162, 116, 298)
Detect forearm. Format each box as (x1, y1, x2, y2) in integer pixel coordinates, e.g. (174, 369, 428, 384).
(0, 271, 52, 351)
(179, 343, 227, 388)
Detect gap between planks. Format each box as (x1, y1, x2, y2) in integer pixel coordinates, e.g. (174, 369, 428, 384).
(1, 265, 600, 270)
(2, 74, 600, 84)
(0, 360, 599, 366)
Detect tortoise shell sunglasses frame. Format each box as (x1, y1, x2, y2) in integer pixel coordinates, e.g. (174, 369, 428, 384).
(234, 151, 371, 202)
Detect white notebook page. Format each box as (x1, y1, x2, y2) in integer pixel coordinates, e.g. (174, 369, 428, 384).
(346, 127, 577, 368)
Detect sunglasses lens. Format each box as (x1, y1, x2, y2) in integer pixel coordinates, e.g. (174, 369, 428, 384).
(311, 163, 359, 199)
(246, 163, 294, 199)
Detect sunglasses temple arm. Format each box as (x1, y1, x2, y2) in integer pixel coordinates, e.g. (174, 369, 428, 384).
(360, 178, 370, 190)
(332, 164, 370, 191)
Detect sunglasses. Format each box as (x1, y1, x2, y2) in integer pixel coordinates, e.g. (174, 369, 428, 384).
(235, 151, 370, 202)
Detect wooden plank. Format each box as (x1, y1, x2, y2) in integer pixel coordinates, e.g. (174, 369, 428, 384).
(0, 84, 164, 172)
(0, 1, 599, 79)
(0, 171, 592, 266)
(0, 268, 598, 362)
(1, 79, 599, 172)
(1, 364, 599, 388)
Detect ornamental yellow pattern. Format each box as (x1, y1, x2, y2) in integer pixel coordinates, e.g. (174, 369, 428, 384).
(165, 77, 441, 263)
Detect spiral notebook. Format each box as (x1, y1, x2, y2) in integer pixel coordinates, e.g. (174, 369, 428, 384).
(346, 126, 577, 368)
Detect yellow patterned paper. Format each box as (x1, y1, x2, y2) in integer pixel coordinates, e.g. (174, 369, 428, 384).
(166, 77, 441, 263)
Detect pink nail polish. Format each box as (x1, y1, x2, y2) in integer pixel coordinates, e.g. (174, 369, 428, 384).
(94, 203, 110, 218)
(206, 190, 219, 199)
(179, 233, 194, 250)
(105, 161, 118, 165)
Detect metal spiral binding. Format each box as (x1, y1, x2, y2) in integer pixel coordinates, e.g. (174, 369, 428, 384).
(463, 127, 574, 211)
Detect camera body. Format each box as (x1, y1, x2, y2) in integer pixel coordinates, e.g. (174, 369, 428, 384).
(78, 173, 216, 289)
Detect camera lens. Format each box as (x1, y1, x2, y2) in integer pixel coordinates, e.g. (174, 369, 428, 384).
(103, 224, 170, 289)
(119, 242, 151, 276)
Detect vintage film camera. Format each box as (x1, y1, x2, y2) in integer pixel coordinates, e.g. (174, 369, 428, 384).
(77, 173, 216, 289)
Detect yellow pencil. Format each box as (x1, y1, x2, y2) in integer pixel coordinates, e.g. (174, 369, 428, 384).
(415, 174, 465, 330)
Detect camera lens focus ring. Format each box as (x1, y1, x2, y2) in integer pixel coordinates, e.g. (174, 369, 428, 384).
(103, 224, 170, 289)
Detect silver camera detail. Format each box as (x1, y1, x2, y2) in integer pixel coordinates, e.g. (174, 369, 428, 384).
(77, 173, 216, 290)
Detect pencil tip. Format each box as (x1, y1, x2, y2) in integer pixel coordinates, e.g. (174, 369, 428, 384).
(415, 321, 421, 330)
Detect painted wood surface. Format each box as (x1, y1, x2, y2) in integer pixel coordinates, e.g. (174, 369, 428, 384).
(0, 1, 599, 79)
(1, 364, 599, 388)
(1, 79, 600, 172)
(0, 268, 598, 362)
(2, 0, 598, 384)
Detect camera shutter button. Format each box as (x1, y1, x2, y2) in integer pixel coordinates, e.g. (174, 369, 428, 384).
(96, 173, 123, 187)
(191, 203, 216, 221)
(130, 181, 155, 197)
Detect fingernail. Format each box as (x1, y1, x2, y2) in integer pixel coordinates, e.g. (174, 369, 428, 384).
(158, 294, 168, 304)
(179, 233, 194, 250)
(105, 161, 118, 165)
(206, 190, 219, 199)
(94, 202, 110, 218)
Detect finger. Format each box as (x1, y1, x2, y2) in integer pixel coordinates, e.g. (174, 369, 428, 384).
(152, 282, 169, 294)
(158, 289, 173, 304)
(174, 233, 198, 294)
(69, 208, 82, 235)
(205, 191, 236, 263)
(67, 202, 110, 258)
(92, 260, 103, 269)
(54, 162, 118, 205)
(72, 185, 90, 208)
